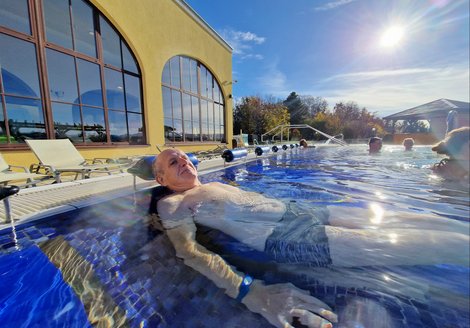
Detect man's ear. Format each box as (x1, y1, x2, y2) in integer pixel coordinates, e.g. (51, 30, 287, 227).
(156, 175, 165, 186)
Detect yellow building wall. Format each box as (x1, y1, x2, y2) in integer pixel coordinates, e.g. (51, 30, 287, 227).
(5, 0, 233, 167)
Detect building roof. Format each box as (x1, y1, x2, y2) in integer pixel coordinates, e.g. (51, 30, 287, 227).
(383, 98, 470, 120)
(175, 0, 233, 52)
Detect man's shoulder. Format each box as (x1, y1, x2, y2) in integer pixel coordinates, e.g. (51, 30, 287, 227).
(158, 192, 183, 207)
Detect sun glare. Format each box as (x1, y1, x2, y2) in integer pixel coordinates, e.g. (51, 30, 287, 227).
(380, 26, 405, 48)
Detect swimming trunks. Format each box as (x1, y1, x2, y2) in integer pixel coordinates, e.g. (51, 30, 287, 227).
(264, 201, 332, 267)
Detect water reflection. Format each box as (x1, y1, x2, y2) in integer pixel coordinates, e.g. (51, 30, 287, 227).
(369, 203, 384, 225)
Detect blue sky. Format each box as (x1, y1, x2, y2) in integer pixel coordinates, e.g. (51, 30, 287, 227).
(184, 0, 469, 117)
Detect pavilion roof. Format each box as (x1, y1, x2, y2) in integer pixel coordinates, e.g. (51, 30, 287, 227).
(383, 99, 469, 120)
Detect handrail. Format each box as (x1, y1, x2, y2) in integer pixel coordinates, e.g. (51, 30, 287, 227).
(261, 124, 348, 146)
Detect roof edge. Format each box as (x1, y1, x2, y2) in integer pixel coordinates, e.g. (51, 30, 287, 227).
(173, 0, 233, 53)
(383, 98, 470, 119)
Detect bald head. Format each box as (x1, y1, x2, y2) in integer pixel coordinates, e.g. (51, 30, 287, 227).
(152, 149, 200, 192)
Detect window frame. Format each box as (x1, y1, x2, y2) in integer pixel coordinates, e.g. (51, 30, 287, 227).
(161, 55, 225, 145)
(0, 0, 145, 149)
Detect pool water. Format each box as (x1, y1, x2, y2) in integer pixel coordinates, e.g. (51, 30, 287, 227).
(0, 145, 468, 328)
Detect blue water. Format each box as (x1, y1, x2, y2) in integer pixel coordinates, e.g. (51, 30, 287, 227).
(0, 145, 468, 328)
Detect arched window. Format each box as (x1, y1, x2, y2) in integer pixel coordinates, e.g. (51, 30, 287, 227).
(162, 56, 225, 143)
(0, 0, 144, 146)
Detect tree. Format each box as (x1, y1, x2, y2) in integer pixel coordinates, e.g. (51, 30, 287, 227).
(309, 101, 385, 140)
(233, 96, 290, 138)
(233, 96, 263, 135)
(396, 120, 430, 133)
(283, 92, 309, 124)
(300, 96, 328, 117)
(263, 102, 290, 135)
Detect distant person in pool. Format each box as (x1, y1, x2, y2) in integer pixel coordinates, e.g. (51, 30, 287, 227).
(402, 138, 414, 151)
(432, 126, 470, 180)
(152, 148, 469, 328)
(368, 137, 382, 154)
(299, 139, 308, 148)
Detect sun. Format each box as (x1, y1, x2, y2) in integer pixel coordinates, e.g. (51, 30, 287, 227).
(380, 25, 405, 48)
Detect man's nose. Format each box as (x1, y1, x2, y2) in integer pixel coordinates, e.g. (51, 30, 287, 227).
(178, 156, 188, 165)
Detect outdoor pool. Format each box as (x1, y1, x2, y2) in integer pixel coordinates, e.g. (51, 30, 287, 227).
(0, 145, 468, 328)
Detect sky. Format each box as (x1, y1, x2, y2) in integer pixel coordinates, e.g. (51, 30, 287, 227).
(184, 0, 470, 118)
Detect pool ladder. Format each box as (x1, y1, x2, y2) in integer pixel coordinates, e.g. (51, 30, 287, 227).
(1, 185, 19, 224)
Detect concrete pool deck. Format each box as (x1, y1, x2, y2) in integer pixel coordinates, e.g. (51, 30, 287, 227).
(0, 152, 258, 228)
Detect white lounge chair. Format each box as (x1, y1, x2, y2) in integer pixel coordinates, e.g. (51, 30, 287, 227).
(0, 153, 49, 187)
(26, 139, 125, 183)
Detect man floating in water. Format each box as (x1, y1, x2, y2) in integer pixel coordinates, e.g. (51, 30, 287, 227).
(151, 148, 469, 328)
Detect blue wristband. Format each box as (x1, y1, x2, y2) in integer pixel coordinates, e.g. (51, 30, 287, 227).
(236, 274, 253, 302)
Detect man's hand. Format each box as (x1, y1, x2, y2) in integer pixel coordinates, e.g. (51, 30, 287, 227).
(242, 280, 337, 328)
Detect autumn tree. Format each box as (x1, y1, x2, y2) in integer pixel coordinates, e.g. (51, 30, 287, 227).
(233, 96, 290, 138)
(233, 96, 262, 135)
(300, 95, 328, 117)
(328, 101, 385, 139)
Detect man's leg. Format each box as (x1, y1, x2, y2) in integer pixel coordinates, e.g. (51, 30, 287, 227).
(326, 226, 469, 267)
(327, 206, 468, 234)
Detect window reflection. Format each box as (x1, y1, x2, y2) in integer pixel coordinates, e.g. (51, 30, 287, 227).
(52, 103, 83, 142)
(47, 49, 79, 102)
(105, 68, 125, 110)
(100, 16, 121, 68)
(0, 107, 9, 144)
(77, 59, 102, 106)
(43, 0, 73, 49)
(190, 60, 198, 93)
(182, 57, 191, 90)
(128, 113, 144, 144)
(124, 74, 141, 112)
(184, 120, 193, 141)
(83, 106, 106, 143)
(201, 122, 208, 141)
(171, 90, 182, 120)
(0, 0, 31, 35)
(182, 93, 191, 121)
(200, 66, 208, 98)
(164, 118, 174, 142)
(162, 87, 172, 118)
(173, 119, 183, 141)
(5, 97, 46, 142)
(170, 57, 180, 88)
(108, 110, 127, 142)
(161, 55, 225, 143)
(71, 0, 96, 57)
(191, 96, 200, 140)
(122, 41, 138, 73)
(0, 0, 144, 147)
(0, 34, 40, 97)
(162, 62, 171, 85)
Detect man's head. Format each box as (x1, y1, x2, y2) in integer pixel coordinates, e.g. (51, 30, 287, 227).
(299, 139, 308, 148)
(153, 149, 201, 192)
(403, 138, 414, 151)
(368, 137, 382, 153)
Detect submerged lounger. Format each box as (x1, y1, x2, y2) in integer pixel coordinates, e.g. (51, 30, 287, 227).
(26, 139, 126, 183)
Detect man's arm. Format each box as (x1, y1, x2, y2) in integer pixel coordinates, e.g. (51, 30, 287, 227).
(165, 221, 243, 298)
(164, 221, 337, 328)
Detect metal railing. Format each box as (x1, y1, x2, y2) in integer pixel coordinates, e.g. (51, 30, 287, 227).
(261, 124, 348, 146)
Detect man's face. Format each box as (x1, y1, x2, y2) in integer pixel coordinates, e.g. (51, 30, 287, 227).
(155, 149, 200, 192)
